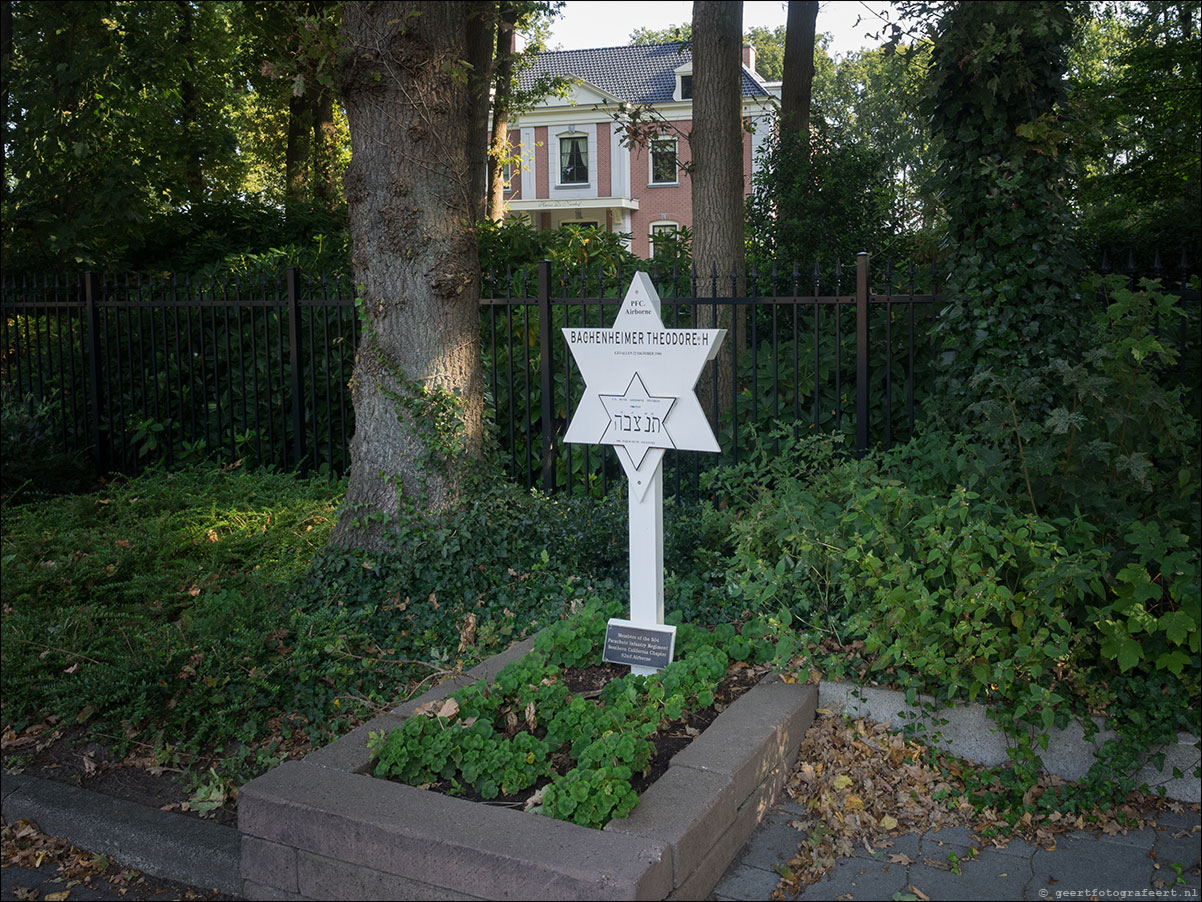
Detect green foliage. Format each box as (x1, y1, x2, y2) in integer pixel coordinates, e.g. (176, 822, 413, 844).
(709, 419, 1199, 806)
(477, 220, 640, 282)
(0, 387, 97, 501)
(922, 1, 1083, 409)
(747, 118, 894, 270)
(0, 465, 363, 760)
(961, 275, 1200, 532)
(369, 601, 772, 829)
(3, 2, 246, 273)
(1069, 2, 1201, 263)
(299, 469, 628, 673)
(816, 43, 938, 250)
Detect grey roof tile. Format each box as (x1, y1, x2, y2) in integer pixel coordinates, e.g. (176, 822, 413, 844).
(520, 42, 770, 104)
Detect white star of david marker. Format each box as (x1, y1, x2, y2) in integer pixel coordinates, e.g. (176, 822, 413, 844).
(562, 272, 725, 500)
(599, 373, 676, 468)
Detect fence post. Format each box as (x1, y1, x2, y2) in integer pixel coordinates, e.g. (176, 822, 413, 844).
(538, 260, 556, 493)
(855, 253, 870, 459)
(287, 267, 308, 475)
(83, 272, 107, 472)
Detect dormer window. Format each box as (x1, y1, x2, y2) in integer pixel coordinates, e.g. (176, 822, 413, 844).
(674, 62, 693, 102)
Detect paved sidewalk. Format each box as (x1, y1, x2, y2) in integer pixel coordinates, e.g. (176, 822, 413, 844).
(4, 771, 1200, 901)
(714, 798, 1202, 902)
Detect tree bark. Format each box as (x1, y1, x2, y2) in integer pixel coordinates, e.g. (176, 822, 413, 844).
(780, 0, 818, 137)
(285, 91, 310, 203)
(691, 0, 745, 423)
(464, 4, 495, 223)
(332, 1, 489, 551)
(486, 4, 519, 221)
(309, 0, 338, 207)
(312, 85, 337, 205)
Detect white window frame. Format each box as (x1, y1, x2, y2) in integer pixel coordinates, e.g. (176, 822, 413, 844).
(674, 63, 693, 102)
(649, 220, 681, 257)
(649, 138, 678, 186)
(557, 132, 589, 187)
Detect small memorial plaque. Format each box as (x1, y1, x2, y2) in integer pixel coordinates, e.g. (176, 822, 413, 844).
(602, 618, 677, 670)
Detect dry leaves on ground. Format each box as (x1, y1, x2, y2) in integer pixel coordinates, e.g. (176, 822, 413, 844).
(771, 710, 1188, 898)
(0, 818, 216, 900)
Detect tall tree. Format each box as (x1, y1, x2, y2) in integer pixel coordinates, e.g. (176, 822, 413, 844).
(1, 0, 12, 206)
(484, 2, 568, 221)
(466, 5, 496, 223)
(1071, 1, 1201, 260)
(691, 0, 745, 420)
(331, 1, 491, 551)
(780, 0, 818, 135)
(239, 0, 344, 209)
(919, 0, 1080, 412)
(2, 1, 242, 272)
(487, 3, 520, 221)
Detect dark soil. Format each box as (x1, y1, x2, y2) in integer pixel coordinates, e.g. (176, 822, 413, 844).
(413, 660, 770, 810)
(1, 723, 242, 828)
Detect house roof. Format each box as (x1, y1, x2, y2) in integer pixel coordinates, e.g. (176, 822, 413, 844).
(519, 42, 771, 104)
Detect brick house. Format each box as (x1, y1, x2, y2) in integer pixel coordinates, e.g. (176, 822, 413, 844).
(502, 42, 778, 260)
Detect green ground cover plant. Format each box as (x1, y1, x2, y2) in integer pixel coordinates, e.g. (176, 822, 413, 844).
(1, 465, 353, 780)
(0, 458, 635, 796)
(367, 600, 791, 829)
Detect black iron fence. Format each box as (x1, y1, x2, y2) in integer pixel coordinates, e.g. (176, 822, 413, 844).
(484, 255, 942, 498)
(3, 252, 1195, 497)
(2, 269, 358, 476)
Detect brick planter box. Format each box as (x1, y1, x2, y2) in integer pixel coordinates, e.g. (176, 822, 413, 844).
(238, 636, 817, 900)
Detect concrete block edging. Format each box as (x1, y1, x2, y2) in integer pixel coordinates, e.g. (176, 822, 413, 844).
(239, 637, 817, 901)
(820, 680, 1200, 803)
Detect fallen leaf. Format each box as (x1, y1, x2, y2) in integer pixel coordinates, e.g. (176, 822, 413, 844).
(890, 853, 914, 866)
(523, 787, 545, 812)
(833, 774, 853, 790)
(910, 885, 931, 901)
(524, 700, 537, 732)
(880, 815, 899, 831)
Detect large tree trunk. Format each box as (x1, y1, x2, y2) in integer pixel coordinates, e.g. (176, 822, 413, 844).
(309, 0, 338, 207)
(331, 1, 489, 551)
(691, 0, 745, 425)
(464, 5, 495, 223)
(285, 91, 310, 203)
(312, 85, 337, 205)
(486, 4, 519, 221)
(780, 0, 818, 137)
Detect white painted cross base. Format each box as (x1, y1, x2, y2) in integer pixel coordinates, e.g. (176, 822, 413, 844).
(562, 273, 724, 674)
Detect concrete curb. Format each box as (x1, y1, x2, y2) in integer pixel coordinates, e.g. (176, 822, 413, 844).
(239, 641, 817, 901)
(820, 680, 1201, 802)
(0, 772, 241, 895)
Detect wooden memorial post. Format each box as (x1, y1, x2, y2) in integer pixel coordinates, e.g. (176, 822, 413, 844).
(562, 273, 725, 674)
